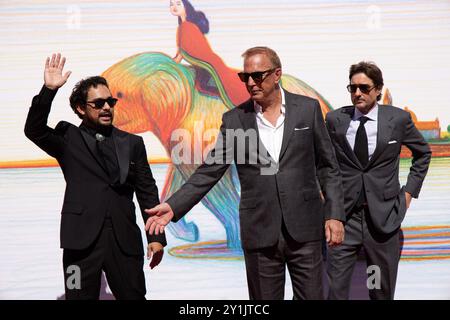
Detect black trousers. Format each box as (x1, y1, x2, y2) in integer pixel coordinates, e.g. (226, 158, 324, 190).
(62, 218, 146, 300)
(327, 205, 401, 300)
(243, 224, 324, 300)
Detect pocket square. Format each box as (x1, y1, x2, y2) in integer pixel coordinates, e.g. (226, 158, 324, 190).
(388, 140, 397, 144)
(294, 127, 310, 131)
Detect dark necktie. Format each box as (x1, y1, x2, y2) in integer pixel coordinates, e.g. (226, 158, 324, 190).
(354, 116, 369, 167)
(95, 133, 119, 184)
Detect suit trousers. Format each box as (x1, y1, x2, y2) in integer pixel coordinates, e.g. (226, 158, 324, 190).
(327, 205, 401, 300)
(243, 223, 324, 300)
(63, 218, 146, 300)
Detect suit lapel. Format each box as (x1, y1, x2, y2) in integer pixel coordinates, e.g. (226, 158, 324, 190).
(112, 127, 130, 185)
(238, 100, 257, 132)
(335, 106, 362, 167)
(237, 100, 273, 164)
(367, 105, 394, 167)
(278, 92, 297, 161)
(79, 129, 109, 174)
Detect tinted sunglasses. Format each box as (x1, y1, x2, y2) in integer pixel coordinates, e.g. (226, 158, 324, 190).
(86, 97, 118, 109)
(346, 84, 376, 94)
(237, 68, 275, 83)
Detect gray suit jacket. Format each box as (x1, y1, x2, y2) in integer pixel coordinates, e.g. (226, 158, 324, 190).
(325, 105, 431, 234)
(167, 90, 344, 250)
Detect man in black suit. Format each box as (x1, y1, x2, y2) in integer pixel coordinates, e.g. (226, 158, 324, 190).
(145, 47, 345, 300)
(325, 61, 431, 299)
(24, 53, 166, 300)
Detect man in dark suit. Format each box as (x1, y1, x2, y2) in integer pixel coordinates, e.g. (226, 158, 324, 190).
(24, 53, 166, 300)
(325, 61, 431, 300)
(145, 47, 345, 300)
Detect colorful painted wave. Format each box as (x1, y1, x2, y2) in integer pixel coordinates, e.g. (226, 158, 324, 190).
(167, 225, 450, 261)
(401, 225, 450, 261)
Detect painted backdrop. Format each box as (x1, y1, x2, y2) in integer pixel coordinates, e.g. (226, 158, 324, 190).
(1, 0, 449, 299)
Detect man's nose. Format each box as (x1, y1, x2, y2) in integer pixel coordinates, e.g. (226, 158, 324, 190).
(246, 76, 256, 86)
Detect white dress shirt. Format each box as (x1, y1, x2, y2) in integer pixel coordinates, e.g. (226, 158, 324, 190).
(346, 104, 378, 160)
(254, 89, 286, 163)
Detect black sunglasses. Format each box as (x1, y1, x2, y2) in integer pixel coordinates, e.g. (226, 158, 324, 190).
(347, 84, 376, 94)
(237, 68, 276, 83)
(86, 97, 118, 109)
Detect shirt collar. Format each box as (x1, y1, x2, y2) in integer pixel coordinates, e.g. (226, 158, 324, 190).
(353, 103, 378, 122)
(254, 87, 286, 115)
(80, 123, 113, 137)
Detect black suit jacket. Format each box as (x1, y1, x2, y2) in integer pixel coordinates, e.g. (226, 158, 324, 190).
(24, 86, 166, 255)
(167, 90, 344, 250)
(325, 105, 431, 234)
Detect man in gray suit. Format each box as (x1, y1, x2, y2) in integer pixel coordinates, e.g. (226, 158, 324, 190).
(325, 61, 431, 300)
(145, 46, 345, 300)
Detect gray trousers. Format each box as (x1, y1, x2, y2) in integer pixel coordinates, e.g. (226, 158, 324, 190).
(243, 223, 324, 300)
(327, 205, 401, 300)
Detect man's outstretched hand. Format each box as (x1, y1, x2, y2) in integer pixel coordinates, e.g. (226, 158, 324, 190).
(145, 203, 175, 235)
(44, 53, 71, 90)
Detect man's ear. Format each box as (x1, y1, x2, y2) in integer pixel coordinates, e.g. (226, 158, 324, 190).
(274, 68, 282, 84)
(76, 105, 86, 116)
(376, 86, 383, 101)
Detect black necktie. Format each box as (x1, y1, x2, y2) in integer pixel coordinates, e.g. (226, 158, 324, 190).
(95, 133, 119, 184)
(354, 116, 369, 167)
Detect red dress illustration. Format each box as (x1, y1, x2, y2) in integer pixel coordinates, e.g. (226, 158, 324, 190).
(177, 21, 249, 108)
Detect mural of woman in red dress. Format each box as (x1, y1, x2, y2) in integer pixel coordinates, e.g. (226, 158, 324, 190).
(170, 0, 250, 109)
(168, 0, 334, 117)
